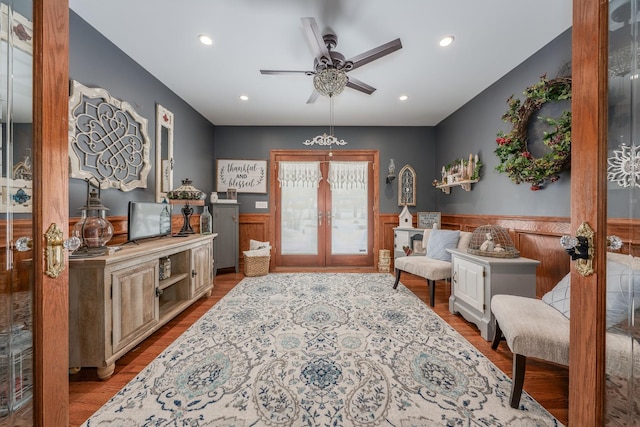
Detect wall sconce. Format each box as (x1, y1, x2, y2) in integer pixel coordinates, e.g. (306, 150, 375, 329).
(386, 158, 396, 184)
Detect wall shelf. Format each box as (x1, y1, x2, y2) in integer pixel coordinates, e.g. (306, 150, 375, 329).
(436, 179, 478, 194)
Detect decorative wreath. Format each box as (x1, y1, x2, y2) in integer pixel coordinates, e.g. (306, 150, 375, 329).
(494, 75, 572, 191)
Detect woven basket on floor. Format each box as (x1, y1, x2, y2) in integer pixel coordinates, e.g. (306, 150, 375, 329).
(244, 255, 270, 276)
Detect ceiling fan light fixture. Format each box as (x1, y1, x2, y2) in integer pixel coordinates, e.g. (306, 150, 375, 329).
(313, 68, 348, 97)
(439, 35, 455, 47)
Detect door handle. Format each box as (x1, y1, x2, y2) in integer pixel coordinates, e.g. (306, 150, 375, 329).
(559, 222, 594, 277)
(16, 225, 81, 278)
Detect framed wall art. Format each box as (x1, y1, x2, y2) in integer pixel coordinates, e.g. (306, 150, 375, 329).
(216, 159, 267, 193)
(417, 212, 441, 229)
(68, 80, 151, 191)
(398, 164, 416, 206)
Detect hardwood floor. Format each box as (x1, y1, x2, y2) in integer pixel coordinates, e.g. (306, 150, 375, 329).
(68, 271, 569, 426)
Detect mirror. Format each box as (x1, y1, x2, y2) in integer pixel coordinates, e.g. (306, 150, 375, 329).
(155, 104, 174, 202)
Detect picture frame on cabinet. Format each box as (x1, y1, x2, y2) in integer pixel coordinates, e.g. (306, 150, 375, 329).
(417, 212, 441, 229)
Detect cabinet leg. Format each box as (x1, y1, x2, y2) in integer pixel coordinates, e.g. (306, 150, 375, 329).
(97, 364, 115, 380)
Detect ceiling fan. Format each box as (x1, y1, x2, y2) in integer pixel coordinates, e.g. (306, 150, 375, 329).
(260, 17, 402, 103)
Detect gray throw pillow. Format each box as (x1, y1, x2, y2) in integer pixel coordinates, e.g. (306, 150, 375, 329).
(426, 229, 460, 262)
(542, 260, 640, 328)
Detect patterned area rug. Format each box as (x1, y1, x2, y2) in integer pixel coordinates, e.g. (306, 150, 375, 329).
(83, 273, 562, 426)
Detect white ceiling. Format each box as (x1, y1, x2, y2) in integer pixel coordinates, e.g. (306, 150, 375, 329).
(68, 0, 572, 127)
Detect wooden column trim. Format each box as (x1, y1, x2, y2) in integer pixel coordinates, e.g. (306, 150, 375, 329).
(570, 0, 608, 423)
(32, 0, 70, 424)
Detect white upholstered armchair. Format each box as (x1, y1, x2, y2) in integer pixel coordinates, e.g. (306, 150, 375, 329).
(393, 228, 473, 306)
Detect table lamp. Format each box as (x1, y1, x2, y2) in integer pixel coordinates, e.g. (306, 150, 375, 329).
(166, 178, 206, 236)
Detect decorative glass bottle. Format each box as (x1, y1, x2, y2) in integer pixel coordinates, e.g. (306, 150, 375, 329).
(200, 205, 213, 235)
(159, 203, 171, 235)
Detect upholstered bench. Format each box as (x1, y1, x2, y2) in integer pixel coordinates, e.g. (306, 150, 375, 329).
(393, 228, 473, 306)
(491, 294, 639, 409)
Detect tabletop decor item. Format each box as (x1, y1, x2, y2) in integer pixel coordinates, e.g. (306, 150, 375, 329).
(494, 75, 572, 191)
(71, 179, 114, 256)
(167, 178, 206, 236)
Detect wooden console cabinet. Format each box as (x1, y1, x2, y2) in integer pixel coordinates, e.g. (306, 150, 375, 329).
(68, 234, 216, 379)
(447, 248, 539, 341)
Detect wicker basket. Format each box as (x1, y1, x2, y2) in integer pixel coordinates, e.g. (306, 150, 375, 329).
(467, 225, 520, 258)
(244, 254, 270, 276)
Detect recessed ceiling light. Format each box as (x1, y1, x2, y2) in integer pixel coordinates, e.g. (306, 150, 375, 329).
(198, 34, 213, 46)
(399, 95, 409, 101)
(439, 35, 455, 47)
(239, 95, 249, 101)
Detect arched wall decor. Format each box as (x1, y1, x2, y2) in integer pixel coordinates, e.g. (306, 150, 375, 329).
(398, 164, 416, 206)
(68, 80, 151, 191)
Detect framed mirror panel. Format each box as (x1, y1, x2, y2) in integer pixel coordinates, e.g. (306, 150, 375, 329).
(155, 104, 174, 202)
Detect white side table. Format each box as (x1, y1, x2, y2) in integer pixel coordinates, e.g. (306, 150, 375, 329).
(447, 248, 540, 341)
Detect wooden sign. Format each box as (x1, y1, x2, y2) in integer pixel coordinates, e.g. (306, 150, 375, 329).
(216, 159, 267, 193)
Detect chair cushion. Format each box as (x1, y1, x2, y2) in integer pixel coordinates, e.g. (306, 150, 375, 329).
(426, 229, 460, 262)
(394, 255, 454, 281)
(491, 294, 570, 366)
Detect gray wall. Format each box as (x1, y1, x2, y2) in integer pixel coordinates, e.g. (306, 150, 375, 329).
(213, 126, 436, 214)
(69, 12, 578, 219)
(69, 11, 216, 216)
(435, 29, 573, 217)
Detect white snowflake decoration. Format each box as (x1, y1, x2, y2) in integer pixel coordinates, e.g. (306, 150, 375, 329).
(608, 144, 640, 188)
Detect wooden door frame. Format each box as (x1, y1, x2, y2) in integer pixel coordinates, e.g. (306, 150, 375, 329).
(570, 0, 608, 423)
(33, 0, 70, 424)
(269, 149, 379, 269)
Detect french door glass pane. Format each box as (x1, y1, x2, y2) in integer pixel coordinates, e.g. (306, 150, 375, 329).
(606, 0, 640, 423)
(279, 160, 319, 255)
(331, 185, 368, 255)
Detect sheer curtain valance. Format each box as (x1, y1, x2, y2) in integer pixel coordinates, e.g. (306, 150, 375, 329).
(278, 161, 322, 188)
(327, 161, 368, 190)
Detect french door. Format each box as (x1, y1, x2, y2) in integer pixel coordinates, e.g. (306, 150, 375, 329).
(272, 150, 375, 268)
(572, 0, 638, 424)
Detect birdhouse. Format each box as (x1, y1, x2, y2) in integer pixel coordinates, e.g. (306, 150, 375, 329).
(398, 205, 413, 227)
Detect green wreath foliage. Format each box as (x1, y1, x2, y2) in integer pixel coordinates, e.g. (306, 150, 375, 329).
(494, 75, 572, 190)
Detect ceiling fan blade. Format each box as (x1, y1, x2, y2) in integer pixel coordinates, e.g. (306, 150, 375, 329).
(347, 38, 402, 71)
(306, 90, 320, 104)
(260, 70, 314, 75)
(301, 17, 332, 66)
(346, 76, 376, 95)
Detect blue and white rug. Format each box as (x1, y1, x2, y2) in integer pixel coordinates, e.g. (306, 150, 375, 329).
(83, 273, 562, 426)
